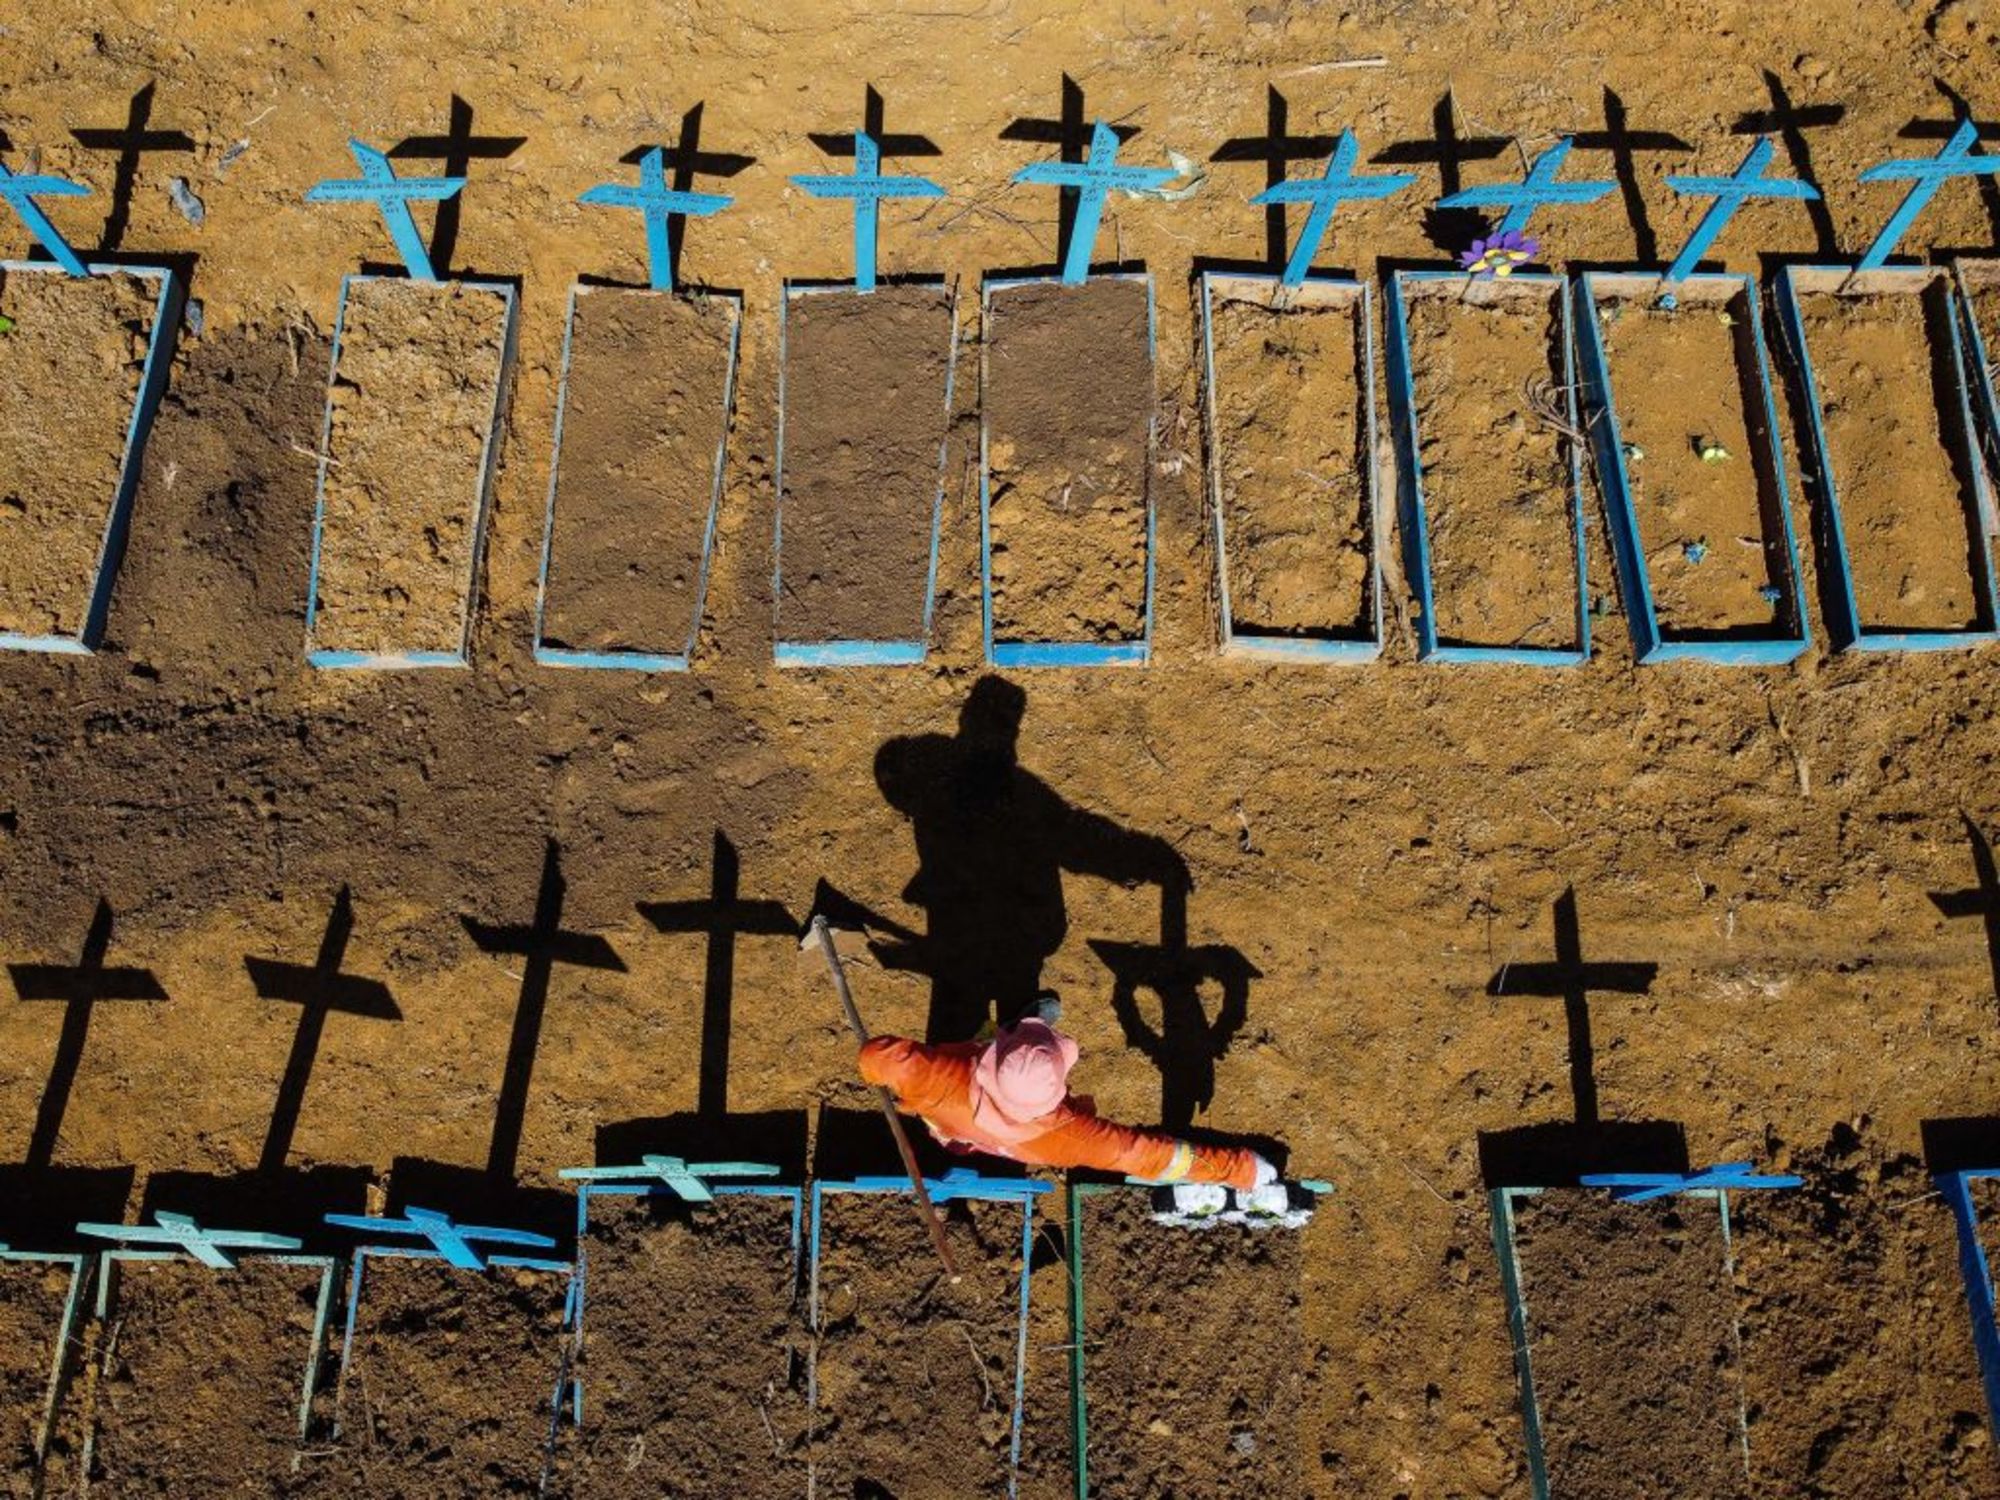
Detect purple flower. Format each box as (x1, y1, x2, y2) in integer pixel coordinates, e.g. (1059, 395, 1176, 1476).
(1460, 228, 1541, 277)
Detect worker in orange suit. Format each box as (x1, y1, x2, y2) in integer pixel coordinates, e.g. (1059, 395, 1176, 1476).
(858, 1016, 1275, 1190)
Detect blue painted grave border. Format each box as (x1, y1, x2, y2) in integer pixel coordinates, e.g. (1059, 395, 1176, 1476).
(532, 284, 742, 670)
(810, 1171, 1051, 1498)
(1572, 271, 1810, 664)
(561, 1179, 804, 1427)
(1953, 259, 2000, 533)
(1199, 271, 1385, 661)
(304, 273, 520, 669)
(0, 1249, 89, 1469)
(980, 272, 1158, 667)
(88, 1248, 336, 1444)
(0, 261, 182, 655)
(1937, 1168, 2000, 1447)
(1772, 264, 1999, 652)
(1384, 270, 1591, 664)
(773, 278, 958, 667)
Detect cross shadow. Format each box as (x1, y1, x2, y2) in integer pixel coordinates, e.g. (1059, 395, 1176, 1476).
(0, 1164, 135, 1251)
(612, 100, 755, 292)
(388, 95, 526, 279)
(807, 84, 941, 160)
(1000, 73, 1141, 278)
(1732, 71, 1845, 260)
(69, 82, 194, 253)
(1476, 886, 1687, 1186)
(1931, 812, 2000, 1006)
(862, 676, 1194, 1044)
(9, 899, 168, 1171)
(1567, 88, 1692, 266)
(1898, 81, 2000, 253)
(137, 1164, 372, 1252)
(1374, 90, 1511, 257)
(1208, 85, 1339, 277)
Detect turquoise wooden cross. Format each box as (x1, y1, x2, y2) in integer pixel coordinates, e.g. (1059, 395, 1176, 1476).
(0, 158, 91, 277)
(1856, 116, 2000, 270)
(1015, 119, 1177, 285)
(304, 139, 465, 282)
(579, 145, 731, 293)
(1660, 137, 1819, 297)
(75, 1212, 302, 1270)
(1579, 1161, 1803, 1202)
(791, 129, 943, 292)
(1437, 137, 1614, 241)
(559, 1155, 780, 1204)
(322, 1204, 556, 1271)
(1252, 129, 1415, 286)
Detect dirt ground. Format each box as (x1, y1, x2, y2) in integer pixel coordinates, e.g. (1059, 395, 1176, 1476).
(7, 1, 2000, 1496)
(0, 1261, 73, 1499)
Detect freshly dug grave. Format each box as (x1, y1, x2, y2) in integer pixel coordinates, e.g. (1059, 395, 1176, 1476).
(1595, 287, 1786, 634)
(312, 278, 510, 658)
(1208, 283, 1372, 639)
(0, 268, 157, 640)
(0, 1260, 75, 1498)
(554, 1192, 806, 1499)
(1403, 280, 1578, 651)
(1078, 1190, 1304, 1499)
(1732, 1128, 1995, 1498)
(87, 1257, 326, 1494)
(296, 1259, 567, 1499)
(1511, 1189, 1749, 1500)
(779, 284, 955, 646)
(812, 1192, 1028, 1498)
(1015, 1210, 1075, 1500)
(540, 287, 736, 658)
(1795, 284, 1981, 632)
(985, 278, 1152, 645)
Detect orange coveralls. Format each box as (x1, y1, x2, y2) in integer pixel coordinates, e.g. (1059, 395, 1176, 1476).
(859, 1035, 1259, 1189)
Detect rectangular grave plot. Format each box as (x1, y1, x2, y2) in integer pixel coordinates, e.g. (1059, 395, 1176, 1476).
(1202, 273, 1382, 659)
(536, 286, 739, 670)
(982, 275, 1155, 666)
(1387, 271, 1588, 663)
(0, 1256, 84, 1495)
(776, 283, 957, 665)
(811, 1191, 1031, 1498)
(0, 263, 176, 652)
(307, 275, 516, 668)
(1955, 258, 2000, 517)
(1073, 1187, 1304, 1500)
(321, 1256, 568, 1496)
(560, 1189, 806, 1500)
(1499, 1188, 1749, 1500)
(1575, 273, 1807, 663)
(84, 1255, 333, 1493)
(1776, 265, 1996, 649)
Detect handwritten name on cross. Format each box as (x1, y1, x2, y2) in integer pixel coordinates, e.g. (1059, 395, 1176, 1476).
(580, 145, 731, 293)
(792, 129, 944, 292)
(1251, 129, 1414, 286)
(1661, 137, 1819, 299)
(305, 139, 465, 283)
(1857, 116, 2000, 270)
(1014, 119, 1176, 285)
(0, 159, 92, 276)
(1437, 137, 1615, 243)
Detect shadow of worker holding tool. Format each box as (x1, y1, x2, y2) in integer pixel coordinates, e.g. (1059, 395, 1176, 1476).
(866, 675, 1191, 1045)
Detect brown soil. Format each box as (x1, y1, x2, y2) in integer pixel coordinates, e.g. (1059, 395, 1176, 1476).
(1404, 281, 1578, 650)
(87, 1257, 324, 1494)
(553, 1192, 806, 1499)
(0, 269, 156, 639)
(812, 1192, 1026, 1498)
(1597, 289, 1783, 633)
(1796, 286, 1981, 632)
(0, 1261, 72, 1498)
(1512, 1189, 1749, 1500)
(1209, 284, 1371, 638)
(986, 278, 1152, 644)
(779, 284, 955, 645)
(312, 278, 510, 658)
(1078, 1190, 1304, 1499)
(1732, 1125, 1996, 1498)
(539, 288, 736, 658)
(293, 1259, 566, 1499)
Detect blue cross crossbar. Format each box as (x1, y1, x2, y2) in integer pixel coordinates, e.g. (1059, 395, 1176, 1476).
(304, 139, 466, 283)
(579, 145, 730, 293)
(839, 1167, 1052, 1201)
(1661, 138, 1819, 294)
(558, 1155, 780, 1204)
(0, 159, 92, 277)
(791, 130, 943, 293)
(1251, 129, 1415, 287)
(1857, 117, 2000, 270)
(1015, 119, 1177, 285)
(322, 1204, 556, 1270)
(1437, 137, 1615, 240)
(75, 1212, 303, 1270)
(1578, 1161, 1804, 1202)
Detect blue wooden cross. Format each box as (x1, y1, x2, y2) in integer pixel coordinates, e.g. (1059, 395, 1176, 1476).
(304, 139, 466, 283)
(791, 129, 943, 293)
(322, 1204, 556, 1271)
(1251, 129, 1415, 286)
(578, 146, 731, 294)
(844, 1167, 1052, 1201)
(558, 1155, 779, 1204)
(1856, 116, 2000, 270)
(1015, 119, 1177, 285)
(0, 159, 92, 277)
(1437, 137, 1615, 242)
(1578, 1161, 1803, 1202)
(1660, 137, 1819, 296)
(75, 1212, 303, 1270)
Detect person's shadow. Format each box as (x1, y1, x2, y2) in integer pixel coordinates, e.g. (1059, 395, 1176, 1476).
(871, 675, 1192, 1043)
